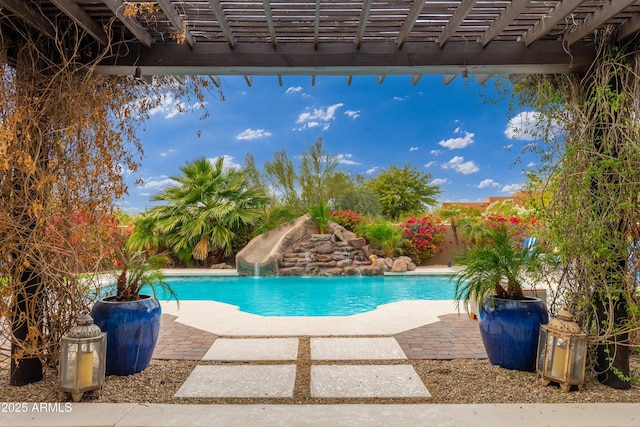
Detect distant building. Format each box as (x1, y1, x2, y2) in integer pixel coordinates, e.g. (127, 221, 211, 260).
(441, 194, 526, 213)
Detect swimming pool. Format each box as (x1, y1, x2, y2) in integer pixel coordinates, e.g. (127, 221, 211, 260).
(146, 275, 455, 316)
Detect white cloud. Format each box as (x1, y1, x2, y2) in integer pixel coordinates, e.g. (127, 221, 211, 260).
(438, 131, 475, 149)
(286, 86, 302, 95)
(430, 149, 442, 155)
(236, 128, 272, 141)
(442, 156, 479, 174)
(424, 161, 437, 168)
(142, 175, 175, 190)
(160, 149, 176, 157)
(209, 155, 242, 170)
(365, 167, 379, 175)
(345, 110, 361, 119)
(147, 94, 179, 118)
(454, 127, 461, 133)
(502, 183, 526, 193)
(297, 103, 343, 123)
(477, 179, 501, 189)
(431, 178, 448, 186)
(409, 146, 419, 151)
(393, 95, 409, 101)
(295, 103, 344, 130)
(334, 153, 361, 166)
(505, 111, 563, 141)
(145, 93, 205, 120)
(527, 162, 536, 168)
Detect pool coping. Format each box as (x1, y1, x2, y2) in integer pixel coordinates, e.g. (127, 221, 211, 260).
(160, 266, 461, 277)
(159, 267, 464, 336)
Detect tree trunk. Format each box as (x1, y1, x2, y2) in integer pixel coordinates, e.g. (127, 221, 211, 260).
(10, 269, 43, 386)
(586, 55, 631, 389)
(595, 290, 631, 389)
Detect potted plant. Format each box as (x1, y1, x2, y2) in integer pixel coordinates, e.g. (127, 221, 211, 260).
(452, 220, 549, 371)
(91, 245, 177, 376)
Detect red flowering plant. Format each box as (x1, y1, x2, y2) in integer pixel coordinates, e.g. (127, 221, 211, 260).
(329, 209, 364, 232)
(44, 211, 127, 274)
(483, 215, 542, 249)
(398, 214, 447, 265)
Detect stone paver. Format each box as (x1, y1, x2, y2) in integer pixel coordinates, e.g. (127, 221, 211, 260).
(174, 365, 297, 398)
(311, 365, 431, 398)
(311, 337, 407, 360)
(202, 338, 299, 361)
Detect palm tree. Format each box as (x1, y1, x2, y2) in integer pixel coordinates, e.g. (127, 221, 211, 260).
(456, 215, 489, 248)
(146, 157, 269, 264)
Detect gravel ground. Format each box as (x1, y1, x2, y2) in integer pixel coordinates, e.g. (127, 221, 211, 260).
(1, 340, 639, 405)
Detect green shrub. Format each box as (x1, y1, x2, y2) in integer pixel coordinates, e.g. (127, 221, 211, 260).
(309, 201, 331, 234)
(356, 220, 403, 257)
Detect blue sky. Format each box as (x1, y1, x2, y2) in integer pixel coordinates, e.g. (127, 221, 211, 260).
(119, 74, 538, 214)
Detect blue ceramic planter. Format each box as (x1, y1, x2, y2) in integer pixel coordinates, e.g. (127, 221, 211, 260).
(479, 296, 548, 371)
(91, 295, 161, 376)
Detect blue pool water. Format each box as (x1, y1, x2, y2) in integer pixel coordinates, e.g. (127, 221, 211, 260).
(145, 275, 454, 317)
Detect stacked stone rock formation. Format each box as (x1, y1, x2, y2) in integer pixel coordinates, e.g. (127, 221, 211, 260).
(279, 233, 381, 276)
(236, 215, 417, 277)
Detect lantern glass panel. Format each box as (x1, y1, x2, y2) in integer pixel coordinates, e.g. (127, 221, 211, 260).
(59, 339, 78, 389)
(544, 334, 565, 379)
(59, 335, 106, 391)
(536, 327, 547, 373)
(569, 338, 587, 383)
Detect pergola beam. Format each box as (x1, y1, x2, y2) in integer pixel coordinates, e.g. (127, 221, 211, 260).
(0, 0, 56, 40)
(102, 0, 153, 48)
(50, 0, 108, 45)
(443, 74, 457, 85)
(439, 0, 477, 48)
(262, 0, 277, 49)
(521, 0, 584, 47)
(96, 40, 596, 76)
(397, 0, 426, 49)
(314, 0, 321, 50)
(208, 75, 221, 87)
(565, 0, 638, 45)
(475, 74, 492, 85)
(208, 0, 235, 49)
(355, 0, 374, 49)
(617, 12, 640, 40)
(481, 0, 532, 47)
(156, 0, 195, 48)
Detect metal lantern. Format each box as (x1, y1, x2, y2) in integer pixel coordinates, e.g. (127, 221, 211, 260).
(536, 307, 587, 392)
(59, 313, 107, 402)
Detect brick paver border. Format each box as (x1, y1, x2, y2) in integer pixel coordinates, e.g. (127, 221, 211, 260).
(153, 312, 486, 361)
(394, 313, 487, 359)
(153, 314, 218, 360)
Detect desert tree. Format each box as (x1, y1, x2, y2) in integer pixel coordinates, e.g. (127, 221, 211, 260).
(0, 21, 211, 385)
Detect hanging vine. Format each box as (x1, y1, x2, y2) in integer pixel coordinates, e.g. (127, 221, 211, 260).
(515, 28, 640, 388)
(0, 14, 212, 383)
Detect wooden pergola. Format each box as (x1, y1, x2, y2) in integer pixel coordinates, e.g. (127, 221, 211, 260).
(2, 0, 640, 85)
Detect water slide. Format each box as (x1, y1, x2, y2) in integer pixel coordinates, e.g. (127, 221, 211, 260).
(236, 215, 313, 276)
